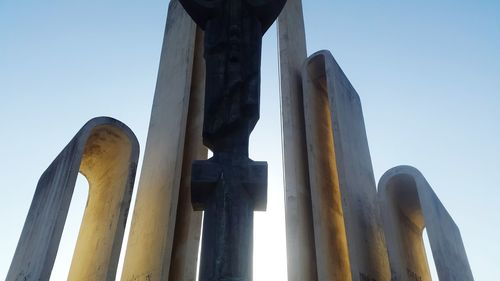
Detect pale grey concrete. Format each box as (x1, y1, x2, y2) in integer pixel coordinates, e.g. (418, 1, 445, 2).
(378, 166, 474, 281)
(277, 1, 318, 280)
(7, 117, 139, 281)
(119, 1, 207, 280)
(167, 28, 206, 281)
(302, 50, 390, 281)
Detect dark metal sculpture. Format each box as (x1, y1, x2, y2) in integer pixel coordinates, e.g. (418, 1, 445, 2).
(178, 0, 286, 280)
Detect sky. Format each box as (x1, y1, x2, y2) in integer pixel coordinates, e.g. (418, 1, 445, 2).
(1, 0, 499, 280)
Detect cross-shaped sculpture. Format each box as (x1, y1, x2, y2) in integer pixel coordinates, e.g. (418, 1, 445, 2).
(178, 0, 286, 280)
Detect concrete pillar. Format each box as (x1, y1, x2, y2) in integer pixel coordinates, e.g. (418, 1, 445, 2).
(277, 1, 318, 281)
(378, 166, 474, 281)
(7, 117, 139, 281)
(168, 28, 206, 281)
(301, 50, 390, 281)
(120, 1, 206, 280)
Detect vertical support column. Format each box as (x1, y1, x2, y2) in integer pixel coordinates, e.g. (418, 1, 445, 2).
(168, 29, 207, 281)
(277, 1, 318, 281)
(302, 51, 390, 281)
(120, 1, 205, 280)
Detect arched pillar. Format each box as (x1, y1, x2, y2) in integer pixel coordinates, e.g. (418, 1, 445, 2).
(378, 166, 474, 281)
(7, 117, 139, 281)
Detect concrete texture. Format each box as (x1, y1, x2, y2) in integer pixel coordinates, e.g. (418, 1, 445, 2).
(7, 117, 139, 281)
(120, 1, 207, 280)
(277, 1, 318, 280)
(302, 50, 390, 281)
(167, 28, 206, 281)
(378, 166, 474, 281)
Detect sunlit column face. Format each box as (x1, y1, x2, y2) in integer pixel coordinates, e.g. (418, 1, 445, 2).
(379, 168, 475, 281)
(6, 119, 139, 281)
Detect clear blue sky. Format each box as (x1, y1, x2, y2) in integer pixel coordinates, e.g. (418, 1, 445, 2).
(1, 0, 499, 280)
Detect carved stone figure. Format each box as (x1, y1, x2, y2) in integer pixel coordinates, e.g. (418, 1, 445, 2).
(180, 0, 286, 156)
(179, 0, 286, 280)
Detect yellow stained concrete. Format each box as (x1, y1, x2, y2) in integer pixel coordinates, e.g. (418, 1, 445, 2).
(379, 166, 474, 281)
(7, 117, 139, 281)
(69, 125, 136, 281)
(302, 56, 351, 281)
(302, 51, 390, 281)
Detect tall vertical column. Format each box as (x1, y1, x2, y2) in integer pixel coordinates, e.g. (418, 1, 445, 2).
(178, 0, 286, 280)
(168, 29, 206, 281)
(120, 1, 206, 280)
(302, 51, 390, 281)
(277, 1, 318, 281)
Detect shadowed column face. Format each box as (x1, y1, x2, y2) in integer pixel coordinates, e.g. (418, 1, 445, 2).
(178, 0, 285, 280)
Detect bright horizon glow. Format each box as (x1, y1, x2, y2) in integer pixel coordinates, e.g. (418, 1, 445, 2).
(1, 0, 499, 280)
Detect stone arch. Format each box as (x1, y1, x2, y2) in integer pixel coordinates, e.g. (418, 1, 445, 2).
(378, 165, 474, 281)
(7, 117, 139, 281)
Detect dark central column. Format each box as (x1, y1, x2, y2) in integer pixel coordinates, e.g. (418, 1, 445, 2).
(178, 0, 286, 280)
(192, 154, 267, 281)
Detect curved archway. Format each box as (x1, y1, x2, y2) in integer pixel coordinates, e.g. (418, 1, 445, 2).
(7, 117, 139, 281)
(378, 165, 474, 281)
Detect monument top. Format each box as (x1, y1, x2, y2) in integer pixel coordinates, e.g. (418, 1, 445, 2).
(180, 0, 286, 156)
(179, 0, 286, 33)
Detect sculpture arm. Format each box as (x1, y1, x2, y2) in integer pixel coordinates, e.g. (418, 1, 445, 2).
(178, 0, 223, 29)
(245, 0, 287, 33)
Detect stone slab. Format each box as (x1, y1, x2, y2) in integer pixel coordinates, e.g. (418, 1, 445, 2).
(167, 28, 207, 281)
(302, 50, 390, 281)
(277, 1, 318, 280)
(119, 1, 205, 280)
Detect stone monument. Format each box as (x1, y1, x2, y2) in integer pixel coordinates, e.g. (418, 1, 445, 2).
(178, 1, 286, 280)
(7, 1, 476, 280)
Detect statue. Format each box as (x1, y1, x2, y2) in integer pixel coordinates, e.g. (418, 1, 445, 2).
(179, 0, 286, 280)
(180, 0, 286, 156)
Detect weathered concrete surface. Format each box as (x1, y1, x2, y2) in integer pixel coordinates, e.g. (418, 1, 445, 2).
(120, 1, 206, 280)
(168, 28, 206, 281)
(277, 1, 318, 280)
(7, 117, 139, 281)
(378, 166, 474, 281)
(302, 50, 390, 281)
